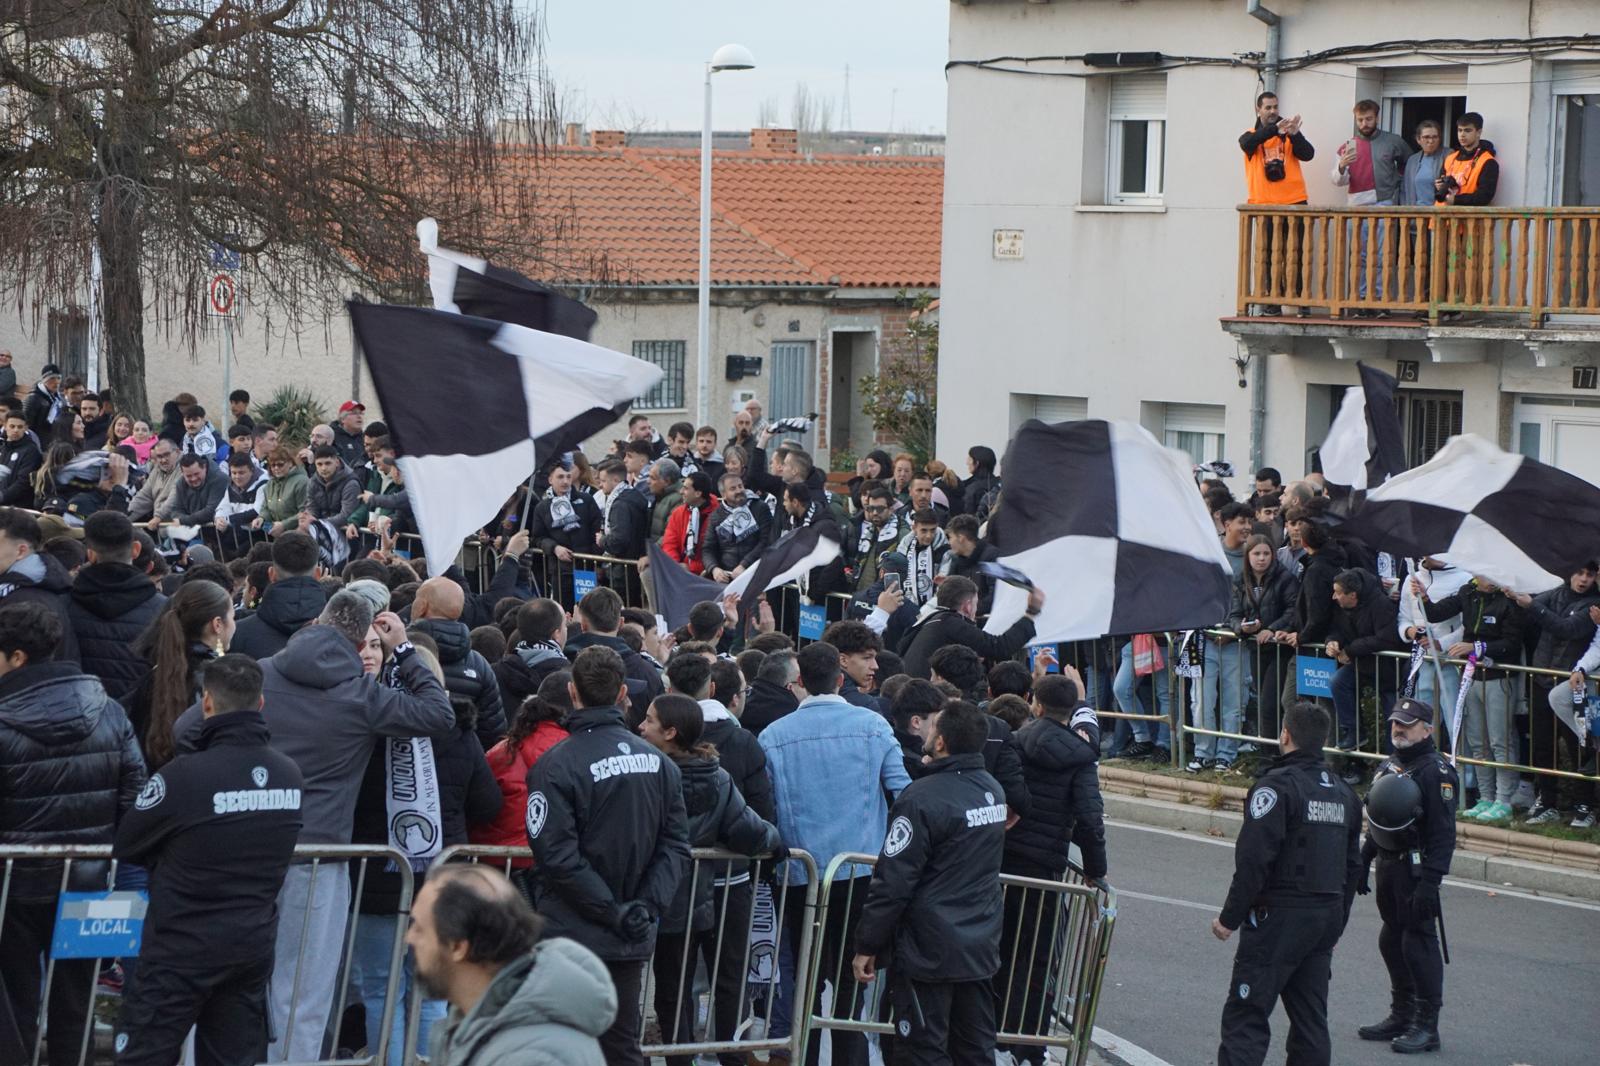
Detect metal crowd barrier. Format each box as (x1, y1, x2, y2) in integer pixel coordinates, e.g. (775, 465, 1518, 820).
(797, 852, 1116, 1066)
(1172, 628, 1600, 806)
(0, 843, 413, 1066)
(421, 843, 821, 1065)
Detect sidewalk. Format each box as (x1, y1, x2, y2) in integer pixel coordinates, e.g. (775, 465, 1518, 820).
(1101, 765, 1600, 902)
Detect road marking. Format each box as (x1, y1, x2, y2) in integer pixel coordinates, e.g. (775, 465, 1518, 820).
(1091, 1026, 1179, 1066)
(1114, 889, 1216, 913)
(1109, 819, 1600, 913)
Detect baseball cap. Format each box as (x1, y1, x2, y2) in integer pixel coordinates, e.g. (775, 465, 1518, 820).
(1388, 697, 1435, 726)
(877, 551, 910, 578)
(338, 400, 365, 415)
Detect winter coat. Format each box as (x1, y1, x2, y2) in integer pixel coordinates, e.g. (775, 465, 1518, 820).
(491, 643, 570, 711)
(426, 938, 614, 1066)
(1424, 581, 1526, 677)
(305, 468, 362, 527)
(0, 662, 147, 901)
(331, 424, 366, 471)
(660, 755, 779, 935)
(351, 699, 500, 914)
(898, 608, 1036, 681)
(171, 627, 454, 844)
(601, 484, 651, 561)
(213, 471, 268, 527)
(0, 554, 81, 662)
(661, 496, 720, 575)
(1328, 570, 1407, 661)
(0, 435, 41, 507)
(229, 576, 328, 659)
(122, 642, 219, 770)
(127, 461, 183, 522)
(23, 382, 61, 440)
(943, 542, 1001, 615)
(1292, 542, 1349, 646)
(739, 678, 798, 737)
(529, 491, 601, 557)
(1229, 560, 1300, 635)
(699, 499, 772, 574)
(1003, 710, 1107, 880)
(411, 618, 509, 749)
(563, 632, 662, 730)
(68, 562, 168, 701)
(1526, 583, 1600, 672)
(169, 465, 229, 526)
(472, 720, 570, 863)
(261, 465, 309, 529)
(648, 487, 682, 543)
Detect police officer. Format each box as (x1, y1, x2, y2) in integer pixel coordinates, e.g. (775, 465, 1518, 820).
(1357, 696, 1458, 1054)
(1212, 702, 1361, 1066)
(525, 645, 690, 1066)
(112, 654, 304, 1066)
(852, 699, 1007, 1065)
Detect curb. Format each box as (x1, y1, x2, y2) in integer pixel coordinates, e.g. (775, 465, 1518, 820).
(1102, 788, 1600, 904)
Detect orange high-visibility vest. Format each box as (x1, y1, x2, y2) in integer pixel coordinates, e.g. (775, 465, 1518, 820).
(1441, 147, 1494, 198)
(1244, 132, 1308, 205)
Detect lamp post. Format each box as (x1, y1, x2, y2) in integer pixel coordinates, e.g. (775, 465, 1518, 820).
(697, 43, 755, 427)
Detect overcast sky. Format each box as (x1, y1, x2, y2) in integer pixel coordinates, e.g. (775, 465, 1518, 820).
(540, 1, 950, 135)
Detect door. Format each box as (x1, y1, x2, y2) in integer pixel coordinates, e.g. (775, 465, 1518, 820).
(768, 341, 814, 449)
(1516, 397, 1600, 487)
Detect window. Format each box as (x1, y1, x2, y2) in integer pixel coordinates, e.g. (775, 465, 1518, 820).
(1558, 93, 1600, 206)
(48, 307, 88, 378)
(1379, 66, 1467, 151)
(1160, 402, 1226, 467)
(1108, 74, 1165, 204)
(1009, 393, 1087, 438)
(1393, 390, 1461, 467)
(631, 340, 685, 410)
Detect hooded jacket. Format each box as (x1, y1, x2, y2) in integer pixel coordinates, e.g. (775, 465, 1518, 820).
(0, 662, 147, 901)
(1003, 710, 1107, 879)
(661, 495, 720, 575)
(491, 642, 570, 710)
(0, 553, 81, 662)
(112, 710, 302, 966)
(854, 753, 1007, 982)
(739, 678, 798, 737)
(1526, 582, 1600, 672)
(172, 627, 454, 844)
(261, 464, 309, 529)
(942, 541, 1001, 615)
(1424, 580, 1526, 678)
(699, 497, 772, 574)
(529, 490, 601, 557)
(23, 380, 61, 440)
(1292, 541, 1349, 645)
(563, 631, 662, 730)
(68, 562, 168, 700)
(898, 607, 1036, 681)
(525, 704, 691, 961)
(426, 938, 615, 1066)
(0, 434, 41, 507)
(213, 469, 268, 527)
(660, 755, 779, 935)
(1229, 558, 1299, 636)
(229, 575, 328, 659)
(600, 483, 651, 561)
(410, 618, 509, 749)
(305, 466, 361, 526)
(1328, 569, 1407, 668)
(473, 719, 569, 861)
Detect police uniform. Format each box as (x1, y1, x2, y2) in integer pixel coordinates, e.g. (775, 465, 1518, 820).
(525, 702, 690, 1066)
(855, 752, 1007, 1065)
(1360, 698, 1458, 1051)
(1216, 749, 1361, 1066)
(111, 710, 304, 1066)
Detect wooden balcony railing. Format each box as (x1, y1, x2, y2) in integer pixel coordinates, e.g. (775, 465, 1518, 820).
(1236, 205, 1600, 326)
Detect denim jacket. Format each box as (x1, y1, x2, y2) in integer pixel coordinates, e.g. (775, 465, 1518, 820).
(760, 693, 912, 884)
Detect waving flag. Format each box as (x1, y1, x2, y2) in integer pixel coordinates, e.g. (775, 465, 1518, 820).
(348, 303, 660, 574)
(1339, 433, 1600, 593)
(983, 419, 1234, 642)
(1320, 362, 1408, 493)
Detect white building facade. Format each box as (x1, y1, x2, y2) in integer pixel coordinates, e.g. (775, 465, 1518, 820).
(938, 0, 1600, 487)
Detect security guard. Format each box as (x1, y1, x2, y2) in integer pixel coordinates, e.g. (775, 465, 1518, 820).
(1357, 696, 1458, 1054)
(525, 645, 690, 1066)
(1212, 702, 1361, 1066)
(853, 700, 1007, 1065)
(112, 654, 304, 1066)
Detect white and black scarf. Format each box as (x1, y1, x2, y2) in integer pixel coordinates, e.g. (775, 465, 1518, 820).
(684, 502, 708, 559)
(856, 512, 901, 557)
(545, 489, 581, 531)
(380, 663, 443, 873)
(896, 526, 947, 605)
(717, 503, 758, 545)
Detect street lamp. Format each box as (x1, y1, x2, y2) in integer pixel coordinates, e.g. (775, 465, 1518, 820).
(697, 43, 756, 427)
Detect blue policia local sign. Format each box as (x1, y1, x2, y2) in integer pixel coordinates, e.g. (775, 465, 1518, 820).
(52, 891, 148, 959)
(572, 569, 598, 601)
(798, 604, 827, 642)
(1296, 655, 1336, 698)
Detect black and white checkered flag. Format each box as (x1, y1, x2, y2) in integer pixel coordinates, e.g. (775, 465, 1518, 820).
(1339, 433, 1600, 593)
(983, 419, 1234, 642)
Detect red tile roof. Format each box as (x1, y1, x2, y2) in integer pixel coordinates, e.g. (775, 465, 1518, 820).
(521, 146, 942, 289)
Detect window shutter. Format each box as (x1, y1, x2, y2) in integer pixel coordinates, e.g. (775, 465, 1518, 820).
(1163, 402, 1226, 433)
(1380, 65, 1467, 97)
(1110, 74, 1166, 118)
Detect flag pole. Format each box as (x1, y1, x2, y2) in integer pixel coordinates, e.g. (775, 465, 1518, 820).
(517, 472, 538, 533)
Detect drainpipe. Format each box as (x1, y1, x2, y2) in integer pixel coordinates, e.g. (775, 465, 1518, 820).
(1246, 0, 1281, 92)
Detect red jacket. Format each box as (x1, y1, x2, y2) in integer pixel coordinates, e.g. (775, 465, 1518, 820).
(470, 720, 569, 867)
(661, 494, 720, 575)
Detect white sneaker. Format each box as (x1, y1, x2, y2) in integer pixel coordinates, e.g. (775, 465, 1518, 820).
(1511, 780, 1536, 810)
(1572, 805, 1596, 830)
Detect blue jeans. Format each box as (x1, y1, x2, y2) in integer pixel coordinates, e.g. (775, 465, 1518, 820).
(1353, 199, 1396, 299)
(1112, 641, 1172, 748)
(1332, 663, 1397, 751)
(349, 913, 446, 1066)
(1192, 638, 1247, 763)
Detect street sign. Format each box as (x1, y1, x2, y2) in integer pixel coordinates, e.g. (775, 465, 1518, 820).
(572, 569, 598, 600)
(1296, 654, 1335, 698)
(207, 273, 238, 318)
(51, 890, 148, 959)
(209, 243, 242, 271)
(798, 604, 827, 642)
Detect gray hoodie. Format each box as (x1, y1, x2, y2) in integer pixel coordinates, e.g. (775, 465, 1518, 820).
(428, 937, 616, 1066)
(174, 625, 453, 843)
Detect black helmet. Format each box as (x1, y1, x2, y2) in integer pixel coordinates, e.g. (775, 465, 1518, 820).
(1365, 773, 1423, 853)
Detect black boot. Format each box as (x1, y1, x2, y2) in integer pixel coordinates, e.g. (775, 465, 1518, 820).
(1391, 1002, 1441, 1054)
(1357, 994, 1412, 1041)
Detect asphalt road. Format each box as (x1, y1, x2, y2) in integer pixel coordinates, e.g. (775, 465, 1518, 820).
(1088, 821, 1598, 1066)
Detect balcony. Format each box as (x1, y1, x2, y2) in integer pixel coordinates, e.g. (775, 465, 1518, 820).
(1221, 205, 1600, 366)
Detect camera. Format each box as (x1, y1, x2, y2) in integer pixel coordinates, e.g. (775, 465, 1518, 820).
(1264, 158, 1286, 182)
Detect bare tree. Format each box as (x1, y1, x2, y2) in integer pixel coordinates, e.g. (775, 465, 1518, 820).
(755, 94, 780, 129)
(789, 82, 835, 151)
(0, 0, 575, 418)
